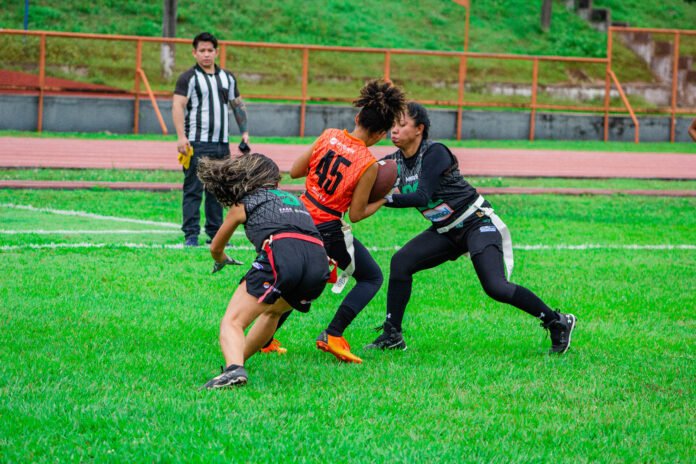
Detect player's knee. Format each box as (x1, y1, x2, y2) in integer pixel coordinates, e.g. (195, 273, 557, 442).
(358, 268, 383, 294)
(481, 278, 515, 303)
(219, 315, 242, 337)
(355, 257, 383, 287)
(221, 306, 249, 328)
(390, 251, 414, 280)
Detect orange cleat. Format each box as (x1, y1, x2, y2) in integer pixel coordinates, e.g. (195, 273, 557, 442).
(316, 330, 363, 364)
(260, 338, 288, 354)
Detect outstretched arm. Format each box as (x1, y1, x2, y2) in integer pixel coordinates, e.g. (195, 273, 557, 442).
(210, 204, 246, 268)
(689, 118, 696, 142)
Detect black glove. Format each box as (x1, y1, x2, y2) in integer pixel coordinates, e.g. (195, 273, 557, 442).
(212, 256, 243, 274)
(238, 141, 251, 155)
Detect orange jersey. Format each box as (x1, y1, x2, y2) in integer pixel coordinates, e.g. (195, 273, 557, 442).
(301, 129, 377, 224)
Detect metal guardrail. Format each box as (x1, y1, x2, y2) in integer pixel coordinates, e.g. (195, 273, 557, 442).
(1, 27, 695, 142)
(609, 26, 696, 143)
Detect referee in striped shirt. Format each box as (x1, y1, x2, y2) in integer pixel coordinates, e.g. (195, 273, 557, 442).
(172, 32, 250, 247)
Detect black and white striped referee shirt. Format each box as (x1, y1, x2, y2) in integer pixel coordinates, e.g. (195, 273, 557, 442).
(174, 64, 240, 143)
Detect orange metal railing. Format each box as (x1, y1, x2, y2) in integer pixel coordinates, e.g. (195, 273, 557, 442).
(609, 26, 696, 143)
(1, 27, 695, 142)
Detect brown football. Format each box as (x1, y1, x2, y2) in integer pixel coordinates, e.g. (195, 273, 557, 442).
(369, 159, 398, 202)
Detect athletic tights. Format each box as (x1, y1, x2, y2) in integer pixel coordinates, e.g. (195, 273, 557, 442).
(386, 229, 556, 331)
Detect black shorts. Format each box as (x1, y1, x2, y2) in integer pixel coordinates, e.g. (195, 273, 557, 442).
(242, 238, 329, 312)
(438, 215, 503, 258)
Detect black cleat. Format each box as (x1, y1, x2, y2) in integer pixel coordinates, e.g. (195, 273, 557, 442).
(542, 313, 577, 354)
(364, 320, 407, 351)
(202, 365, 248, 389)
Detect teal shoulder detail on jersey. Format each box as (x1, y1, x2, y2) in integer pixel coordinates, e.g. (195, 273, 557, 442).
(269, 189, 301, 206)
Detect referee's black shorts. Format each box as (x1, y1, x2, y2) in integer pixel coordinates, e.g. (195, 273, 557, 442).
(242, 238, 329, 312)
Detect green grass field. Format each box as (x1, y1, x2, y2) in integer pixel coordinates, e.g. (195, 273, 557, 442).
(1, 185, 694, 462)
(4, 168, 696, 192)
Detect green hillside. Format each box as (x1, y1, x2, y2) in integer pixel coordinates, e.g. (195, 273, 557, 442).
(2, 0, 694, 53)
(1, 0, 695, 108)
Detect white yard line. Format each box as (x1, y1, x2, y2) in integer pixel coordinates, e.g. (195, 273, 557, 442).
(0, 203, 180, 228)
(1, 204, 694, 253)
(1, 243, 694, 252)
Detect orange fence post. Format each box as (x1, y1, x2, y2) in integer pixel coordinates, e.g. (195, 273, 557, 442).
(530, 58, 539, 142)
(603, 28, 613, 142)
(37, 33, 46, 133)
(219, 43, 226, 69)
(456, 54, 468, 141)
(670, 32, 680, 143)
(384, 51, 391, 82)
(133, 39, 143, 134)
(609, 70, 640, 143)
(300, 48, 309, 137)
(137, 69, 168, 135)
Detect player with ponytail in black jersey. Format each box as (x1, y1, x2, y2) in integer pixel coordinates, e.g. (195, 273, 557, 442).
(365, 103, 576, 355)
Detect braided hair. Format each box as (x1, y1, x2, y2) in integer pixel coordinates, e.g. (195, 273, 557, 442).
(354, 79, 406, 134)
(197, 153, 281, 207)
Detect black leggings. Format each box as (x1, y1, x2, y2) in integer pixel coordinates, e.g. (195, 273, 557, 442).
(325, 236, 383, 315)
(387, 229, 555, 331)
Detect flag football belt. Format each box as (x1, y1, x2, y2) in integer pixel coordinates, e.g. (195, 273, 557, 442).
(436, 195, 485, 234)
(258, 232, 336, 303)
(436, 195, 514, 280)
(331, 220, 355, 294)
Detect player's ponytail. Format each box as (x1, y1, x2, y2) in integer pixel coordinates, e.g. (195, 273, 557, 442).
(197, 153, 281, 207)
(354, 79, 406, 134)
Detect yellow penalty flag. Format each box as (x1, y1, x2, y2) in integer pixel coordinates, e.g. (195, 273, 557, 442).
(177, 145, 193, 170)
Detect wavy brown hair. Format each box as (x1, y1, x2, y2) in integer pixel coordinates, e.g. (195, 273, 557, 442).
(197, 153, 281, 207)
(354, 79, 406, 134)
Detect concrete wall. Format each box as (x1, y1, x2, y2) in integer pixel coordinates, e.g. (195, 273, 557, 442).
(1, 94, 693, 142)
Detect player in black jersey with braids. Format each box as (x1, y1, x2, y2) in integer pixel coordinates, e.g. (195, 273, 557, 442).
(365, 103, 576, 354)
(197, 153, 330, 388)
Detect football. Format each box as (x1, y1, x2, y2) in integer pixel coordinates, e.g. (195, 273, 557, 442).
(369, 159, 398, 202)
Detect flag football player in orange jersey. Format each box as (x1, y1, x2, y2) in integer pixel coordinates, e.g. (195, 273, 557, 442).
(287, 80, 405, 363)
